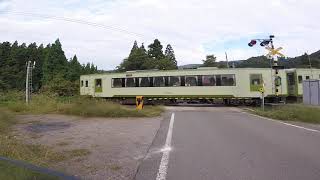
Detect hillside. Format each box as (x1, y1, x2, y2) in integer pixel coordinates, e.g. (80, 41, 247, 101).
(223, 51, 320, 69)
(179, 51, 320, 69)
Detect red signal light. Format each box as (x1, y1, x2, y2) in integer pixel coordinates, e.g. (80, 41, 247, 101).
(248, 40, 257, 47)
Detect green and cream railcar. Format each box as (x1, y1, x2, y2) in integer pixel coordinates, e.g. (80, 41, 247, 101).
(80, 68, 320, 101)
(295, 69, 320, 96)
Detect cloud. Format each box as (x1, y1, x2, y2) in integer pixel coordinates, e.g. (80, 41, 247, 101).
(0, 0, 319, 69)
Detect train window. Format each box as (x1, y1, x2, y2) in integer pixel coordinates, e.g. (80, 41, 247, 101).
(169, 76, 180, 86)
(202, 75, 215, 86)
(216, 75, 222, 86)
(221, 74, 236, 86)
(164, 77, 169, 86)
(180, 76, 185, 86)
(154, 77, 165, 87)
(85, 80, 88, 87)
(140, 77, 150, 87)
(121, 78, 125, 87)
(185, 76, 197, 86)
(126, 78, 135, 87)
(149, 77, 154, 87)
(298, 75, 303, 83)
(81, 80, 83, 87)
(135, 78, 139, 87)
(197, 76, 203, 86)
(250, 74, 262, 85)
(306, 76, 310, 80)
(95, 79, 102, 92)
(112, 78, 123, 88)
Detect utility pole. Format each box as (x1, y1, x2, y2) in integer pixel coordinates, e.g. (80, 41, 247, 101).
(307, 52, 313, 79)
(26, 61, 35, 104)
(225, 52, 229, 68)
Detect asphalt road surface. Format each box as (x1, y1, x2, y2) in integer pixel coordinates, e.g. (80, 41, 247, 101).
(135, 107, 320, 180)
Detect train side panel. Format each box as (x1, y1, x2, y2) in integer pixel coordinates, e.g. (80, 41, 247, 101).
(80, 68, 287, 99)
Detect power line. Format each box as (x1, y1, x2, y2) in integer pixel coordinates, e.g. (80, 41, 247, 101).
(1, 10, 212, 64)
(1, 11, 146, 38)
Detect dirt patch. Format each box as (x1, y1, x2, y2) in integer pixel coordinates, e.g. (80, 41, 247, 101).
(13, 114, 162, 180)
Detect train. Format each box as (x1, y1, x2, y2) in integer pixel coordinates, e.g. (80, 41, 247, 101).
(80, 67, 320, 104)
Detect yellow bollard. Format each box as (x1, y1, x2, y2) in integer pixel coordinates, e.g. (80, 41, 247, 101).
(136, 96, 144, 110)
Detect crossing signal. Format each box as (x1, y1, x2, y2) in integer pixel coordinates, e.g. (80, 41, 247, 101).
(248, 40, 257, 47)
(260, 40, 270, 47)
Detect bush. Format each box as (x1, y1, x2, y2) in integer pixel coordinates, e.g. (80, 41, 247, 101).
(42, 76, 79, 96)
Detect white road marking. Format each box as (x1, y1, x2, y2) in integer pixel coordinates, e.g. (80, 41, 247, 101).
(241, 111, 320, 133)
(156, 113, 175, 180)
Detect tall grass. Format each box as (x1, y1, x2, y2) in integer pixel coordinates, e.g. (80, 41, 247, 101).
(252, 104, 320, 124)
(0, 92, 164, 117)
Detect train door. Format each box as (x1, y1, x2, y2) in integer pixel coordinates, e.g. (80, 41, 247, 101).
(286, 72, 297, 96)
(84, 79, 90, 95)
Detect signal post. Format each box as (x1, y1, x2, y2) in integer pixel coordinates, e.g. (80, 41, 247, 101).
(248, 35, 285, 103)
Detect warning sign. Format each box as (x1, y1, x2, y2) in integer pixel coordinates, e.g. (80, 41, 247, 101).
(136, 96, 144, 110)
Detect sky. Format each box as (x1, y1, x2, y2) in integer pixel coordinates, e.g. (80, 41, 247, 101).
(0, 0, 319, 70)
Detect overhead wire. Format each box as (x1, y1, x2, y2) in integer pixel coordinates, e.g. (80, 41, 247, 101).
(1, 11, 146, 38)
(0, 10, 209, 64)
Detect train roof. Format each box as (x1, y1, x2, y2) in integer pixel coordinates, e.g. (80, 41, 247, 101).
(81, 67, 320, 77)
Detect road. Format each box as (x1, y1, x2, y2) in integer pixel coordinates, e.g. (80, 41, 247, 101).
(135, 107, 320, 180)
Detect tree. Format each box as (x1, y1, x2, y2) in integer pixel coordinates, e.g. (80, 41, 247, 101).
(202, 54, 217, 67)
(148, 39, 164, 60)
(140, 43, 147, 54)
(67, 55, 82, 82)
(157, 58, 177, 70)
(117, 41, 150, 71)
(130, 40, 139, 56)
(83, 63, 91, 74)
(118, 39, 180, 71)
(42, 39, 68, 85)
(164, 44, 177, 69)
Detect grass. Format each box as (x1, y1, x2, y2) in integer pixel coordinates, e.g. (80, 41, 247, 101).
(56, 141, 70, 146)
(65, 149, 91, 158)
(0, 108, 68, 179)
(0, 91, 164, 118)
(0, 160, 59, 180)
(250, 104, 320, 124)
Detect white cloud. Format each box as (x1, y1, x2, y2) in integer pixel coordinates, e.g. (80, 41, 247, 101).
(0, 0, 319, 69)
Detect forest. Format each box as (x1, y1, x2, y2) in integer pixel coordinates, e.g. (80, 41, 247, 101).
(0, 39, 98, 95)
